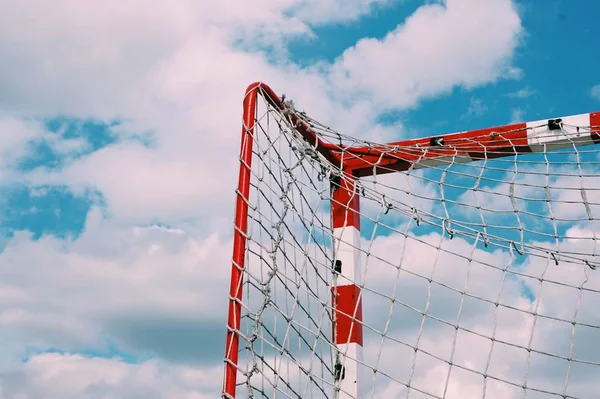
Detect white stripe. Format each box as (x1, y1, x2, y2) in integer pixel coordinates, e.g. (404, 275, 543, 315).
(336, 342, 362, 399)
(332, 225, 362, 397)
(332, 226, 361, 287)
(527, 113, 592, 151)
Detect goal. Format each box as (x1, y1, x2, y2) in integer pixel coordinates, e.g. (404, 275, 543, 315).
(222, 82, 600, 399)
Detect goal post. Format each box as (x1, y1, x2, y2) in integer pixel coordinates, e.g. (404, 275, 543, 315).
(223, 82, 600, 398)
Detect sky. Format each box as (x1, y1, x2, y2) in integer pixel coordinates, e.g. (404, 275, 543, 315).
(0, 0, 599, 398)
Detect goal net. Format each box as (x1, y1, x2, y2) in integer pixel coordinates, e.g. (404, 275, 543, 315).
(223, 83, 600, 399)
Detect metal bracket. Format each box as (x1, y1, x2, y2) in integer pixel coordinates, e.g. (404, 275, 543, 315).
(334, 362, 345, 381)
(333, 259, 342, 274)
(548, 118, 562, 130)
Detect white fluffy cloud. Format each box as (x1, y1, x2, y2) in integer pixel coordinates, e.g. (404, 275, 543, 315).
(0, 208, 233, 370)
(0, 0, 387, 119)
(2, 0, 524, 224)
(0, 353, 221, 399)
(329, 0, 523, 110)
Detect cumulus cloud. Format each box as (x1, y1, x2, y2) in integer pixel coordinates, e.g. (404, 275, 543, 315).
(0, 353, 221, 399)
(0, 207, 233, 370)
(329, 0, 523, 110)
(0, 0, 390, 119)
(0, 0, 524, 224)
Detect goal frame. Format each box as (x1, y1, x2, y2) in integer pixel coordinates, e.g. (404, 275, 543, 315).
(223, 81, 600, 398)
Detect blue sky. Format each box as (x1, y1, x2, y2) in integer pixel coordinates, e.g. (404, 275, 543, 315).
(0, 0, 599, 397)
(288, 0, 600, 134)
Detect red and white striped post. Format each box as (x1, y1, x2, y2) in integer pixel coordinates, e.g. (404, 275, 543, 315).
(224, 81, 600, 398)
(330, 172, 363, 398)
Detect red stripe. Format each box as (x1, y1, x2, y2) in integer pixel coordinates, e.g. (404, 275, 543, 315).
(224, 83, 261, 398)
(348, 122, 528, 176)
(332, 284, 363, 346)
(331, 175, 360, 229)
(591, 112, 600, 143)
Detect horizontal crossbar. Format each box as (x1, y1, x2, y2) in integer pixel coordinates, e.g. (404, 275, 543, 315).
(248, 82, 600, 178)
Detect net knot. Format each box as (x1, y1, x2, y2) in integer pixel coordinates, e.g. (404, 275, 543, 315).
(282, 98, 296, 116)
(510, 241, 524, 256)
(411, 207, 421, 226)
(584, 259, 597, 270)
(442, 219, 455, 239)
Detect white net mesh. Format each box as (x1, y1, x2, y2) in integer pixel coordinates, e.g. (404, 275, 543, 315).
(224, 86, 600, 399)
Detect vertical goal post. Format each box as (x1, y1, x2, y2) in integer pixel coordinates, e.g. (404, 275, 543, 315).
(223, 82, 600, 398)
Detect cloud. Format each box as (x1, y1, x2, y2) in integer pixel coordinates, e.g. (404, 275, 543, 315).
(510, 107, 525, 122)
(329, 0, 523, 110)
(0, 207, 233, 368)
(0, 0, 524, 225)
(508, 88, 535, 98)
(591, 84, 600, 101)
(0, 353, 221, 399)
(290, 0, 391, 24)
(0, 0, 390, 119)
(461, 97, 488, 120)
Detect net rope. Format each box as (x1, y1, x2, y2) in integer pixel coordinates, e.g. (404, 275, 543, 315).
(227, 87, 600, 398)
